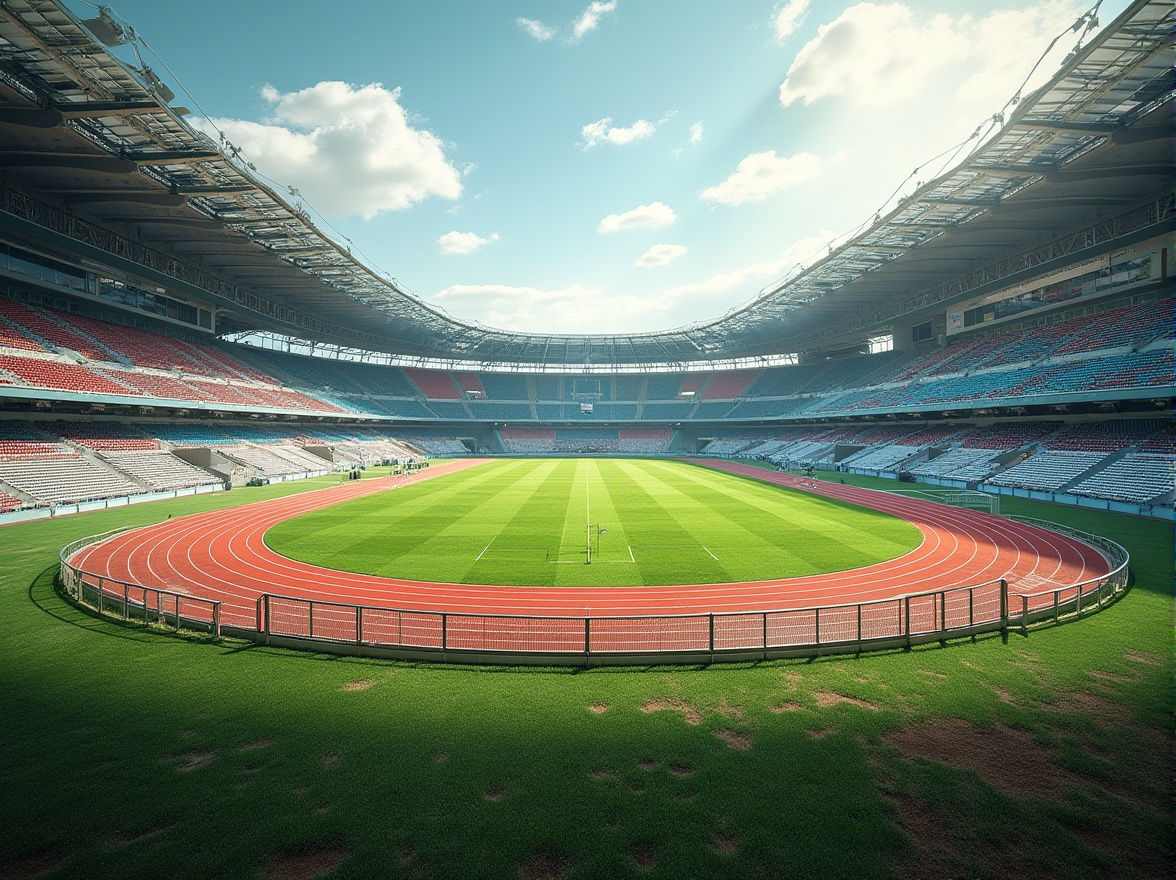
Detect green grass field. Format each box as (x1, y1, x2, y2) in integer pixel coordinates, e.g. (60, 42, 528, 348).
(0, 462, 1170, 879)
(264, 459, 921, 586)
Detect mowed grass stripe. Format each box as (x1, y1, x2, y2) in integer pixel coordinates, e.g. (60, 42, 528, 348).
(266, 459, 541, 571)
(651, 460, 920, 573)
(265, 458, 923, 587)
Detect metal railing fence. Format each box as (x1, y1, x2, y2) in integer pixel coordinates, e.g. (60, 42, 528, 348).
(59, 529, 222, 637)
(59, 518, 1127, 663)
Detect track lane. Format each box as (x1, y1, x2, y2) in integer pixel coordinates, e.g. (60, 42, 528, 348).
(72, 458, 1110, 629)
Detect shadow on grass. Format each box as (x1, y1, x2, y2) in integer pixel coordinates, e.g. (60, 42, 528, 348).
(29, 565, 223, 647)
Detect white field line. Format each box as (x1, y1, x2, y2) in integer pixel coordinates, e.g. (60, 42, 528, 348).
(628, 545, 635, 563)
(702, 546, 719, 561)
(475, 541, 493, 562)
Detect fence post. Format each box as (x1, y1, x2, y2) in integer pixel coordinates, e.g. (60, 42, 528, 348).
(212, 603, 220, 638)
(123, 583, 129, 620)
(903, 596, 911, 649)
(356, 606, 363, 646)
(441, 613, 448, 654)
(584, 616, 591, 658)
(175, 597, 182, 632)
(814, 607, 820, 645)
(97, 576, 104, 615)
(308, 601, 314, 638)
(968, 588, 974, 628)
(708, 613, 714, 655)
(1022, 595, 1029, 636)
(999, 579, 1008, 635)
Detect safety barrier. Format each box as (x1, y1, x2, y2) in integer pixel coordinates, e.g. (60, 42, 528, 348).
(60, 519, 1127, 664)
(59, 529, 222, 637)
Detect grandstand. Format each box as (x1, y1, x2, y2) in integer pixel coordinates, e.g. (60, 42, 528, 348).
(0, 0, 1170, 523)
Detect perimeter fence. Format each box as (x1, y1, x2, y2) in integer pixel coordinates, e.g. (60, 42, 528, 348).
(59, 519, 1128, 665)
(59, 529, 223, 637)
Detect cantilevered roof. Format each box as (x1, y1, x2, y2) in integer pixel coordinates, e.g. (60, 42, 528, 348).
(0, 0, 1170, 367)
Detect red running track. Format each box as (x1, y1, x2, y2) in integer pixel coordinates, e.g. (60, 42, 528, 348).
(69, 458, 1111, 631)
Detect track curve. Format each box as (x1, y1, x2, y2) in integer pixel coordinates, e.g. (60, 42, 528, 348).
(70, 458, 1111, 631)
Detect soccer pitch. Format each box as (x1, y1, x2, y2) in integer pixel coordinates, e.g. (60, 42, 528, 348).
(264, 458, 922, 587)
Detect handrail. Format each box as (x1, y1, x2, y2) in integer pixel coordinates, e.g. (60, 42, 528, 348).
(59, 528, 222, 637)
(60, 515, 1127, 664)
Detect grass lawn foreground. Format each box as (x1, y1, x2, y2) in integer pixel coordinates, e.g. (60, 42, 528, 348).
(0, 461, 1170, 879)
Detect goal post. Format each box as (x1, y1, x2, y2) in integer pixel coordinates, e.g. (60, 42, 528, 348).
(944, 490, 999, 515)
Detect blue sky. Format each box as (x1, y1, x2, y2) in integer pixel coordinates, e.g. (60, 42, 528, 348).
(65, 0, 1126, 335)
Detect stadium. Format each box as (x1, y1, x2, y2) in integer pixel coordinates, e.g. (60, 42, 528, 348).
(0, 0, 1170, 877)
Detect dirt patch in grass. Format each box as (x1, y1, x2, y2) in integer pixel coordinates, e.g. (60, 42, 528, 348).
(711, 831, 737, 855)
(435, 751, 448, 764)
(886, 794, 966, 880)
(992, 687, 1017, 705)
(263, 845, 344, 880)
(807, 728, 834, 739)
(630, 843, 656, 870)
(4, 848, 66, 879)
(320, 751, 341, 767)
(918, 669, 947, 679)
(668, 763, 694, 776)
(715, 701, 743, 718)
(107, 824, 170, 847)
(715, 729, 752, 750)
(814, 691, 878, 711)
(1123, 649, 1163, 666)
(483, 786, 504, 802)
(770, 701, 803, 713)
(342, 679, 375, 692)
(637, 757, 656, 771)
(519, 848, 570, 880)
(588, 701, 610, 714)
(237, 737, 273, 752)
(1087, 669, 1137, 683)
(885, 718, 1070, 800)
(178, 749, 216, 771)
(641, 698, 702, 725)
(587, 767, 615, 782)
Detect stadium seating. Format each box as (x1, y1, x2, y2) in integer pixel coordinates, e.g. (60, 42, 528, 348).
(1070, 453, 1175, 503)
(0, 456, 143, 505)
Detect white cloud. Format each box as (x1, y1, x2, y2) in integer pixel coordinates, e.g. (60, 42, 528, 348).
(772, 0, 810, 42)
(660, 232, 834, 308)
(688, 122, 704, 144)
(596, 201, 676, 234)
(700, 150, 825, 207)
(779, 1, 1086, 108)
(634, 244, 687, 269)
(428, 233, 835, 334)
(572, 1, 618, 41)
(517, 1, 617, 45)
(581, 117, 656, 148)
(516, 17, 555, 41)
(198, 81, 461, 219)
(437, 231, 498, 255)
(431, 283, 616, 332)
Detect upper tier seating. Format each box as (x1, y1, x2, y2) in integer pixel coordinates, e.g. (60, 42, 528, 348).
(0, 355, 132, 396)
(406, 368, 462, 399)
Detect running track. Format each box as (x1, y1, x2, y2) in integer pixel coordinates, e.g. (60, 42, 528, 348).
(70, 458, 1112, 631)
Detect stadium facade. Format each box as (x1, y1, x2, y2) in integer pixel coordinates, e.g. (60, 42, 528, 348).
(0, 0, 1171, 520)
